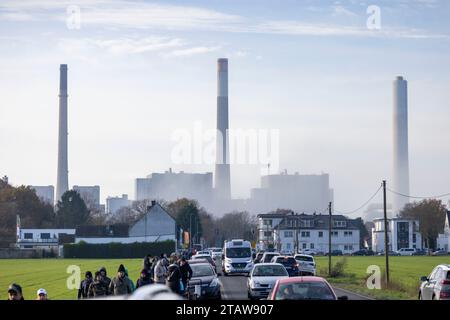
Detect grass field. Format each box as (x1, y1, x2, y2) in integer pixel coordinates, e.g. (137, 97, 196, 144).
(315, 256, 450, 300)
(1, 256, 450, 300)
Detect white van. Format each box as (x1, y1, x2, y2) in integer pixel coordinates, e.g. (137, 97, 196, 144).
(397, 248, 417, 256)
(222, 239, 254, 275)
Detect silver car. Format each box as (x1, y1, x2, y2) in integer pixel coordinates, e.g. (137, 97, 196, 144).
(419, 264, 450, 300)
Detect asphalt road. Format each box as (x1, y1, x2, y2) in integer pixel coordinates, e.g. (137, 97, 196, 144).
(219, 274, 372, 300)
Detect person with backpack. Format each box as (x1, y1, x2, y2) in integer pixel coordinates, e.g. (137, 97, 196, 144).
(78, 271, 93, 299)
(88, 271, 109, 297)
(166, 263, 182, 294)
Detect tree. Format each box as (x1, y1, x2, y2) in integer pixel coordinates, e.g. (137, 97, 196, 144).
(14, 186, 55, 228)
(166, 198, 202, 244)
(56, 190, 90, 228)
(216, 211, 257, 243)
(354, 217, 369, 248)
(400, 199, 447, 249)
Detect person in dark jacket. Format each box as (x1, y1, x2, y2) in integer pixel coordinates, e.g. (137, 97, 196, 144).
(109, 264, 132, 296)
(136, 269, 153, 288)
(78, 271, 93, 299)
(99, 266, 111, 293)
(88, 271, 109, 297)
(178, 258, 192, 293)
(143, 254, 152, 272)
(166, 263, 182, 294)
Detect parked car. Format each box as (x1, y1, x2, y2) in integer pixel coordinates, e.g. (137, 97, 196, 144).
(187, 262, 221, 299)
(377, 250, 400, 256)
(208, 247, 223, 259)
(261, 252, 281, 263)
(419, 264, 450, 300)
(267, 276, 348, 300)
(294, 254, 316, 276)
(396, 248, 417, 256)
(327, 250, 343, 256)
(432, 249, 448, 256)
(351, 249, 375, 256)
(247, 263, 289, 300)
(299, 249, 317, 256)
(271, 256, 299, 277)
(191, 254, 216, 269)
(412, 249, 428, 256)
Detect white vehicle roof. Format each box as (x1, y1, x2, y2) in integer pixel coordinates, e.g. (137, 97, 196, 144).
(193, 254, 211, 258)
(295, 254, 314, 258)
(224, 239, 251, 248)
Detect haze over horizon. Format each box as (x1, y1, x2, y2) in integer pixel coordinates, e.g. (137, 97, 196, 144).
(1, 0, 450, 217)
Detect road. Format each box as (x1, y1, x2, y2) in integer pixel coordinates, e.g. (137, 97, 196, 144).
(219, 274, 372, 300)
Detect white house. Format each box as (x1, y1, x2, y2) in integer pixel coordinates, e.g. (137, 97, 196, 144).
(17, 228, 75, 249)
(258, 212, 360, 254)
(437, 211, 450, 252)
(371, 217, 422, 252)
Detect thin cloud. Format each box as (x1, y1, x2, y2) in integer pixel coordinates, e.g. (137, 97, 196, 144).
(165, 46, 221, 57)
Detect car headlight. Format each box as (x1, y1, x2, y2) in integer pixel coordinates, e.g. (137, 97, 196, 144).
(209, 278, 220, 287)
(251, 281, 260, 288)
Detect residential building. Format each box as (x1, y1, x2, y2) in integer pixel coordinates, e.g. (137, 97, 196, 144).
(257, 211, 360, 254)
(17, 228, 75, 250)
(371, 217, 422, 252)
(437, 211, 450, 252)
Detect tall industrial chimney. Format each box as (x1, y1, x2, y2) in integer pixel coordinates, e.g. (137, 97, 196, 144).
(392, 76, 410, 214)
(56, 64, 69, 204)
(215, 58, 231, 200)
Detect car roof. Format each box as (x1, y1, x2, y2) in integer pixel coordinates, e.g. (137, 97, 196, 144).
(194, 254, 211, 257)
(263, 252, 280, 255)
(295, 254, 314, 258)
(255, 262, 285, 267)
(274, 255, 295, 259)
(437, 264, 450, 270)
(276, 276, 328, 284)
(188, 259, 210, 264)
(189, 262, 212, 267)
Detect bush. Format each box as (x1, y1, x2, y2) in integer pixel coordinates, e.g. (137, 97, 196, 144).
(319, 257, 348, 278)
(63, 240, 175, 258)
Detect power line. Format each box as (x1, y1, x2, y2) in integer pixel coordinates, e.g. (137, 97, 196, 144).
(334, 184, 383, 215)
(386, 188, 450, 199)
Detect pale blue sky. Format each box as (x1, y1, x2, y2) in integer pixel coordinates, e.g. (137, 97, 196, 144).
(1, 0, 449, 216)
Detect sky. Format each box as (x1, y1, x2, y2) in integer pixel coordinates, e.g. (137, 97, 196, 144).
(1, 0, 450, 217)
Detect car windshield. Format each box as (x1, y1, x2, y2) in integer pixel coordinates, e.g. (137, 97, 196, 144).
(253, 265, 288, 277)
(191, 264, 215, 277)
(226, 247, 251, 258)
(212, 249, 222, 252)
(275, 257, 297, 266)
(275, 282, 335, 300)
(295, 256, 313, 262)
(264, 254, 278, 262)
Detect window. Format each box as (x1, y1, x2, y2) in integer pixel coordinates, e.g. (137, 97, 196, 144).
(318, 231, 323, 238)
(412, 233, 416, 243)
(286, 243, 291, 250)
(284, 231, 293, 238)
(264, 231, 272, 237)
(344, 231, 353, 237)
(24, 233, 33, 239)
(331, 231, 338, 237)
(310, 243, 314, 249)
(263, 219, 272, 226)
(40, 233, 50, 239)
(333, 221, 346, 228)
(302, 243, 307, 249)
(301, 231, 310, 237)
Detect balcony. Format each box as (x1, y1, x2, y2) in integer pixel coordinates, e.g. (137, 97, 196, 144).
(18, 239, 58, 244)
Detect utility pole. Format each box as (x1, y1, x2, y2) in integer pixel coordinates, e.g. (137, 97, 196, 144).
(383, 180, 390, 287)
(328, 201, 332, 276)
(189, 214, 192, 249)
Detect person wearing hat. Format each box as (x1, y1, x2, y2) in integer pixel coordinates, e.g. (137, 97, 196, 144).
(7, 283, 24, 301)
(136, 268, 153, 289)
(36, 288, 48, 300)
(98, 266, 111, 291)
(88, 271, 109, 297)
(109, 264, 132, 296)
(78, 271, 93, 299)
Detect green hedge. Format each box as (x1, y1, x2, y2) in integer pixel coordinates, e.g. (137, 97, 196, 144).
(63, 240, 176, 258)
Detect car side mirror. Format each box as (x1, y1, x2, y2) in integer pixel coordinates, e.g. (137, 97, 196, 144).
(420, 276, 428, 282)
(337, 295, 348, 300)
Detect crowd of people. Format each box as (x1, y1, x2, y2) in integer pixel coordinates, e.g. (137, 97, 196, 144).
(6, 252, 193, 300)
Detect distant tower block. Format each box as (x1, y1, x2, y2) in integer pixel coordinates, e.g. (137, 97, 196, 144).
(215, 58, 231, 199)
(392, 76, 410, 214)
(56, 64, 69, 204)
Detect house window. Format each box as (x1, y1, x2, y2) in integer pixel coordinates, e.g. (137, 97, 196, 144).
(318, 231, 323, 238)
(331, 231, 338, 237)
(40, 233, 50, 239)
(412, 233, 416, 243)
(287, 243, 291, 250)
(333, 221, 346, 228)
(302, 243, 307, 249)
(24, 233, 33, 239)
(301, 231, 310, 238)
(263, 219, 272, 226)
(310, 243, 314, 249)
(344, 231, 353, 237)
(284, 231, 293, 238)
(264, 231, 272, 237)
